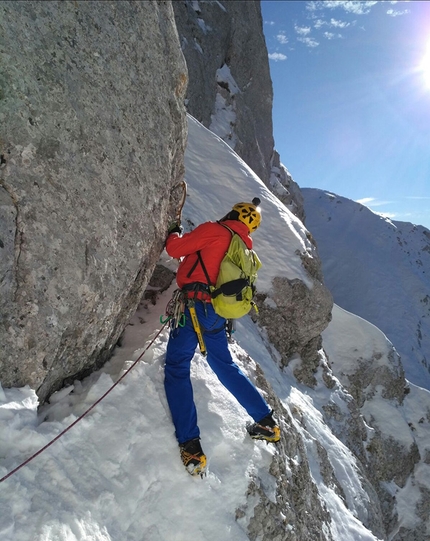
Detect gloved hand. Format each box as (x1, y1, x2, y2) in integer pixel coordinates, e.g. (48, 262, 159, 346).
(168, 222, 183, 235)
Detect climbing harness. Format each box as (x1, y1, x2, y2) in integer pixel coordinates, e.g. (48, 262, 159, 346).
(0, 321, 169, 485)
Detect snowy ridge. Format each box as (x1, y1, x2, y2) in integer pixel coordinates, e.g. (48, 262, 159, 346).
(323, 305, 430, 538)
(302, 188, 430, 390)
(1, 116, 430, 540)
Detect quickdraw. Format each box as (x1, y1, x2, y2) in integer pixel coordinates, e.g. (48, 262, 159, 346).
(160, 290, 207, 356)
(161, 289, 186, 329)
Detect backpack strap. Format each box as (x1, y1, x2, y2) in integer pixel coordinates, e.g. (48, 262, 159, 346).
(217, 222, 235, 237)
(211, 278, 249, 299)
(186, 222, 234, 287)
(186, 250, 212, 286)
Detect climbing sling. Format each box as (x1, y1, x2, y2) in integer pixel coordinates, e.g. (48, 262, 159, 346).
(187, 300, 207, 356)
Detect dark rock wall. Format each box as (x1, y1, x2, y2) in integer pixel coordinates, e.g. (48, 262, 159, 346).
(173, 0, 275, 185)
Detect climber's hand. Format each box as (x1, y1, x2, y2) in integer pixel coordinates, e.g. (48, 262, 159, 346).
(168, 222, 183, 235)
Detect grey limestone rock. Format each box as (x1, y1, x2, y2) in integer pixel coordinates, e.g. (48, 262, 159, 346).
(326, 322, 424, 538)
(173, 0, 275, 185)
(0, 1, 187, 402)
(270, 151, 305, 222)
(254, 277, 333, 386)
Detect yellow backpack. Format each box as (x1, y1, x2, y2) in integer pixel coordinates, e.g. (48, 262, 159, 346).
(191, 223, 262, 319)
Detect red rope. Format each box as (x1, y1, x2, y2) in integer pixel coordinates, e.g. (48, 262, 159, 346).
(0, 323, 168, 484)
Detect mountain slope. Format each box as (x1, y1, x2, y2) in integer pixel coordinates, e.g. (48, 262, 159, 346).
(0, 117, 380, 541)
(323, 305, 430, 541)
(1, 117, 430, 541)
(302, 188, 430, 390)
(0, 285, 384, 541)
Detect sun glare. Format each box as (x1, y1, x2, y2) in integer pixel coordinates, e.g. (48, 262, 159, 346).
(421, 40, 430, 90)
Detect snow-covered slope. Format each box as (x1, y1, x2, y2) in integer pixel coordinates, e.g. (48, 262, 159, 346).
(0, 285, 384, 541)
(1, 117, 430, 541)
(302, 188, 430, 390)
(323, 305, 430, 540)
(0, 281, 276, 541)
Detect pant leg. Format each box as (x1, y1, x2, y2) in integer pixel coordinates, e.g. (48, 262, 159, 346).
(164, 314, 199, 444)
(198, 303, 271, 422)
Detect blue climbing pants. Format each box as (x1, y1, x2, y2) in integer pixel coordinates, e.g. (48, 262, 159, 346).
(164, 301, 271, 444)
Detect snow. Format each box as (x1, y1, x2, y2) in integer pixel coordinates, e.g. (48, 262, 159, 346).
(322, 304, 398, 377)
(190, 1, 201, 14)
(209, 93, 238, 147)
(216, 64, 241, 95)
(288, 386, 374, 531)
(193, 39, 203, 54)
(215, 1, 227, 13)
(302, 188, 430, 390)
(1, 115, 429, 540)
(209, 65, 240, 147)
(0, 287, 266, 541)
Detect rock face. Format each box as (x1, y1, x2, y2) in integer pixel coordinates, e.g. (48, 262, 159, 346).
(233, 347, 334, 541)
(323, 305, 428, 540)
(269, 151, 305, 223)
(254, 277, 333, 386)
(0, 1, 187, 402)
(172, 0, 275, 186)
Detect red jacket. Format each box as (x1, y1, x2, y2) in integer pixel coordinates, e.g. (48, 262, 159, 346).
(165, 220, 253, 289)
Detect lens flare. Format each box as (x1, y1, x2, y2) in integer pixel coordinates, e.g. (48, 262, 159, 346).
(421, 39, 430, 89)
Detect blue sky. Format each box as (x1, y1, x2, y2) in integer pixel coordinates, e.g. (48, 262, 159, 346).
(261, 1, 430, 229)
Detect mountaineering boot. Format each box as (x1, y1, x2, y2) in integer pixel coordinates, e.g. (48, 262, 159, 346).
(247, 411, 280, 443)
(179, 438, 207, 477)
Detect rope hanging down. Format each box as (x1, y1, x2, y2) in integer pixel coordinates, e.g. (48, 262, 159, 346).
(0, 322, 168, 484)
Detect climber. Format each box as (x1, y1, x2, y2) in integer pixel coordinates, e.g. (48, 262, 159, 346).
(164, 200, 280, 477)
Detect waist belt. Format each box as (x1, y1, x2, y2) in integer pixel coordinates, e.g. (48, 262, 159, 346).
(182, 282, 212, 303)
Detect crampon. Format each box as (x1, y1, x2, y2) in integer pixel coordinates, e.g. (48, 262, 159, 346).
(179, 438, 207, 478)
(247, 412, 280, 443)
